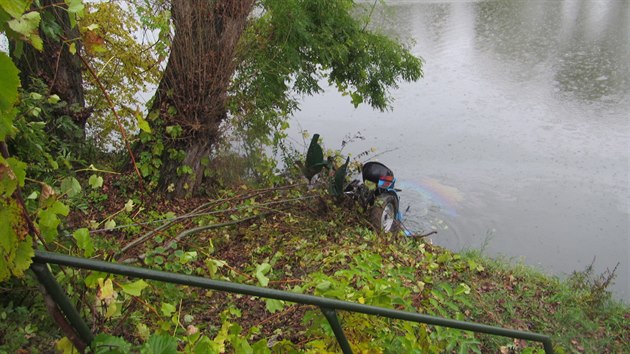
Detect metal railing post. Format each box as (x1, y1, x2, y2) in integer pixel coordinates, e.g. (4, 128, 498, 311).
(320, 307, 353, 354)
(31, 263, 95, 345)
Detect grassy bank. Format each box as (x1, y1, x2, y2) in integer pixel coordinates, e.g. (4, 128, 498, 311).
(1, 183, 628, 353)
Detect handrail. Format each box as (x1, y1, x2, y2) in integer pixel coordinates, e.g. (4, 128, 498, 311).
(32, 250, 554, 353)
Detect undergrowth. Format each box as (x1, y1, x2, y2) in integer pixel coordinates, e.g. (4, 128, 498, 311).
(1, 178, 628, 353)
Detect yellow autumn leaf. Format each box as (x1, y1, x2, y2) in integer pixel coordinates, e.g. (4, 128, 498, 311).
(97, 278, 115, 300)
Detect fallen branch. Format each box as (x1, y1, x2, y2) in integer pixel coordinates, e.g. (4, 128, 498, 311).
(122, 212, 271, 264)
(116, 192, 315, 260)
(408, 230, 438, 238)
(168, 212, 271, 247)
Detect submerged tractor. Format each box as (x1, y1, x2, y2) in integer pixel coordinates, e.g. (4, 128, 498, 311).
(301, 134, 410, 235)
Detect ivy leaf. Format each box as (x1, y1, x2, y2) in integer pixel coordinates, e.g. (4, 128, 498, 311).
(120, 279, 148, 297)
(0, 157, 27, 197)
(0, 53, 20, 141)
(0, 106, 17, 141)
(137, 114, 152, 133)
(49, 200, 70, 216)
(316, 280, 331, 291)
(192, 337, 220, 353)
(60, 176, 81, 197)
(39, 201, 69, 242)
(0, 206, 18, 268)
(160, 302, 176, 317)
(8, 11, 43, 51)
(84, 271, 107, 288)
(30, 34, 43, 51)
(104, 219, 116, 229)
(7, 158, 26, 188)
(140, 334, 177, 354)
(88, 174, 103, 189)
(47, 94, 61, 104)
(64, 0, 84, 14)
(454, 283, 471, 296)
(55, 336, 77, 354)
(91, 334, 131, 354)
(97, 278, 115, 301)
(264, 298, 285, 313)
(255, 262, 271, 287)
(11, 236, 34, 277)
(0, 0, 29, 18)
(124, 199, 134, 212)
(0, 52, 20, 113)
(72, 228, 94, 257)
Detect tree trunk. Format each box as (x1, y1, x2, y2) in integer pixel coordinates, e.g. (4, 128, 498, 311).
(151, 0, 254, 197)
(11, 0, 88, 130)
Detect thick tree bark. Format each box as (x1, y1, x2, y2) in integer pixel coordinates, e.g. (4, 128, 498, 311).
(151, 0, 254, 197)
(11, 0, 88, 130)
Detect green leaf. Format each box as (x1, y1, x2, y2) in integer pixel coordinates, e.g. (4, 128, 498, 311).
(104, 219, 116, 229)
(192, 336, 220, 353)
(140, 334, 177, 354)
(72, 228, 94, 257)
(0, 199, 32, 281)
(454, 283, 471, 296)
(0, 53, 20, 112)
(251, 339, 271, 354)
(91, 333, 131, 354)
(232, 336, 253, 354)
(120, 279, 148, 297)
(0, 107, 17, 141)
(12, 236, 34, 277)
(97, 278, 115, 301)
(84, 271, 107, 288)
(350, 92, 364, 107)
(0, 53, 20, 140)
(0, 157, 27, 196)
(88, 174, 104, 189)
(160, 302, 176, 317)
(64, 0, 84, 14)
(0, 0, 29, 18)
(124, 199, 134, 212)
(264, 298, 284, 313)
(137, 114, 152, 133)
(8, 11, 42, 50)
(38, 200, 68, 242)
(60, 177, 82, 197)
(55, 336, 77, 354)
(29, 92, 42, 100)
(316, 280, 331, 291)
(255, 262, 271, 287)
(49, 200, 70, 216)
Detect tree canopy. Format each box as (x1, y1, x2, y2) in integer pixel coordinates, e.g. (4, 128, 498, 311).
(139, 0, 423, 196)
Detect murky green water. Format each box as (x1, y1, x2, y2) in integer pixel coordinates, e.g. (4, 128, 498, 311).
(289, 0, 629, 300)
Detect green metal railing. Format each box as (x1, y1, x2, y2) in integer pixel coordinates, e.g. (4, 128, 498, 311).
(31, 250, 554, 353)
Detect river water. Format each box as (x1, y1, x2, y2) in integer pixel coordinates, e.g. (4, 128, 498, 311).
(287, 0, 629, 300)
